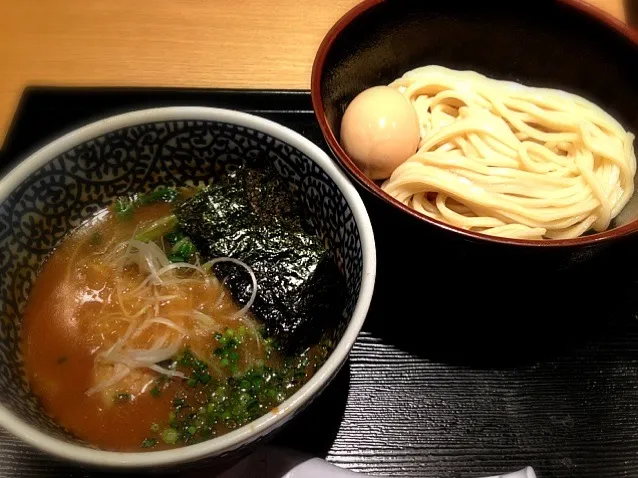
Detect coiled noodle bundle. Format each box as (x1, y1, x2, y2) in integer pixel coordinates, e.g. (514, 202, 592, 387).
(382, 66, 637, 240)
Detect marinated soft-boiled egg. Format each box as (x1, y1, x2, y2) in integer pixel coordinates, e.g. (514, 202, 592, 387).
(340, 85, 421, 180)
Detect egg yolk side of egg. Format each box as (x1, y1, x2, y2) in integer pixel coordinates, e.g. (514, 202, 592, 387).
(340, 85, 421, 180)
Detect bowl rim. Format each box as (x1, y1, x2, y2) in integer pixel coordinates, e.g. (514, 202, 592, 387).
(310, 0, 638, 248)
(0, 106, 377, 468)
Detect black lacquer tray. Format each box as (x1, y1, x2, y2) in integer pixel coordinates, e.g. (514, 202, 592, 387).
(2, 88, 638, 478)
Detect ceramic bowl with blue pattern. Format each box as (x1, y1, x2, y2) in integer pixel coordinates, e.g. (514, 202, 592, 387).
(0, 107, 376, 468)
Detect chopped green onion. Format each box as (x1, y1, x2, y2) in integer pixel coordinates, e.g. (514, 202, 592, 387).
(135, 214, 179, 243)
(164, 231, 185, 245)
(168, 253, 185, 263)
(141, 438, 157, 448)
(113, 197, 134, 220)
(161, 428, 179, 445)
(138, 188, 179, 206)
(148, 336, 332, 447)
(171, 236, 197, 258)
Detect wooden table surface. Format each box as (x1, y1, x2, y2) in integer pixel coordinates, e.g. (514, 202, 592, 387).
(0, 0, 626, 148)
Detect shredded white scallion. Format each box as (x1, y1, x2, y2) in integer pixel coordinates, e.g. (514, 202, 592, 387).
(85, 364, 131, 396)
(87, 228, 260, 397)
(203, 258, 258, 319)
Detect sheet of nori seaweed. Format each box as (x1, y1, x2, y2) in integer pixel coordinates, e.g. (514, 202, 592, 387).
(174, 165, 346, 352)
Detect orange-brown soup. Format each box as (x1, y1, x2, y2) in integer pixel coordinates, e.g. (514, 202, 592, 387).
(20, 200, 321, 452)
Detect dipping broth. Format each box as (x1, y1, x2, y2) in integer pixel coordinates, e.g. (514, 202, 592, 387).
(21, 169, 344, 451)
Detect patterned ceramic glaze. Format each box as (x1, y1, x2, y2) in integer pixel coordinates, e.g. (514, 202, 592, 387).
(0, 108, 376, 468)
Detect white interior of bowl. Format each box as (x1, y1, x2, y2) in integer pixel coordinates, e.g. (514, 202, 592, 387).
(0, 107, 377, 468)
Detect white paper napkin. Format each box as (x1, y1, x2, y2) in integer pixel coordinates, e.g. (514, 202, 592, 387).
(217, 446, 537, 478)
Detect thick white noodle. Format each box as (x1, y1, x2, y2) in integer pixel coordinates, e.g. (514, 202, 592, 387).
(382, 65, 637, 240)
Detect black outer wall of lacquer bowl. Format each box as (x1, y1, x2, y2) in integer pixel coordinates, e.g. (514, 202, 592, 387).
(311, 0, 638, 286)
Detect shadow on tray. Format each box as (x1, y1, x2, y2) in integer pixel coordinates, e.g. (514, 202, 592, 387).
(364, 231, 638, 368)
